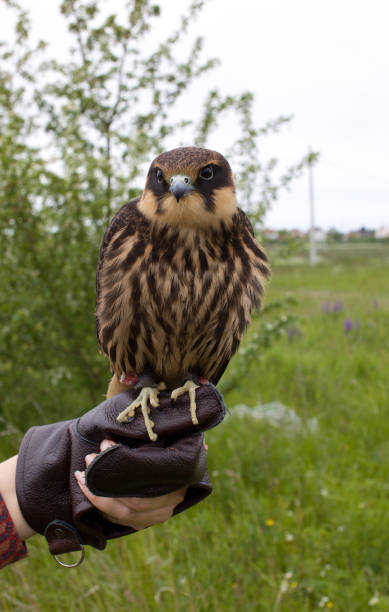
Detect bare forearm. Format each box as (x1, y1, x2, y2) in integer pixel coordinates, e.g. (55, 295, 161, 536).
(0, 456, 35, 541)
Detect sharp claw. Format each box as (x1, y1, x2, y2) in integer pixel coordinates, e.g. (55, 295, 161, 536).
(170, 380, 200, 426)
(189, 387, 199, 425)
(116, 386, 163, 441)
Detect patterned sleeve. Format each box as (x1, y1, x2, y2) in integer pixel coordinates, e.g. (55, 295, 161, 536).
(0, 494, 28, 569)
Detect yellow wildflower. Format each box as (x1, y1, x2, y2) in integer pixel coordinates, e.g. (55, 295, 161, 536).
(265, 519, 275, 527)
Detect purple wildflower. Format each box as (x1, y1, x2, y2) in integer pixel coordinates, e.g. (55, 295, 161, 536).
(373, 299, 379, 310)
(344, 317, 352, 333)
(333, 301, 344, 313)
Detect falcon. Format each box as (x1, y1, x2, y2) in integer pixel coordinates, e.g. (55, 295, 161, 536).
(96, 147, 270, 440)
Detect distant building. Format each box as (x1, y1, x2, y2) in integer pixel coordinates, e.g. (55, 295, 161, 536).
(311, 228, 327, 242)
(327, 227, 344, 242)
(346, 227, 375, 240)
(263, 229, 280, 241)
(290, 229, 305, 239)
(375, 226, 389, 239)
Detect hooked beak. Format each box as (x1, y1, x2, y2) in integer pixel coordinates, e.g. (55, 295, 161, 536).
(169, 174, 194, 201)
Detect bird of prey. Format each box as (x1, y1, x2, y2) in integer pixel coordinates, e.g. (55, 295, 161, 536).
(96, 147, 270, 441)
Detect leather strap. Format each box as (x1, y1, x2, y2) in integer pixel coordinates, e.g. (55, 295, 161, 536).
(44, 520, 83, 556)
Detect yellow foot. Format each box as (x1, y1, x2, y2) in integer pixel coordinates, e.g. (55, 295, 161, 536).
(117, 383, 166, 442)
(171, 380, 200, 426)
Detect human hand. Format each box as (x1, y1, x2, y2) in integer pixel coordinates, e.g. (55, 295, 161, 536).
(16, 384, 222, 558)
(75, 440, 186, 530)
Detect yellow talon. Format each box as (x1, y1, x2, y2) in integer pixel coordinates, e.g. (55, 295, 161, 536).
(171, 380, 200, 425)
(117, 382, 166, 441)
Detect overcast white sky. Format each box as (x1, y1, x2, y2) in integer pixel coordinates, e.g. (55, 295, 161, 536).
(1, 0, 388, 230)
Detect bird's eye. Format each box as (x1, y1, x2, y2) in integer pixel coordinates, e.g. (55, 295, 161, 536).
(156, 168, 164, 183)
(199, 165, 213, 180)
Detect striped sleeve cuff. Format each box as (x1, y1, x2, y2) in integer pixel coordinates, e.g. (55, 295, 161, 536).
(0, 494, 28, 569)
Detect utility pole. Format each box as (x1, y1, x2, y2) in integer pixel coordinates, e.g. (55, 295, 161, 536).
(308, 146, 317, 266)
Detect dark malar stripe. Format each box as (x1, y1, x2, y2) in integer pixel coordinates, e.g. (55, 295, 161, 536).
(156, 196, 164, 215)
(202, 192, 215, 212)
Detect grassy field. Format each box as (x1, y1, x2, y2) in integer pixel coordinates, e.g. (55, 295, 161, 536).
(1, 244, 389, 611)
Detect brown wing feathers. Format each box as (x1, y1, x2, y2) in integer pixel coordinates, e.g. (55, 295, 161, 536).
(96, 202, 269, 386)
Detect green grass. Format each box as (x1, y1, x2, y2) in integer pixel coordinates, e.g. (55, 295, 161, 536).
(1, 243, 389, 611)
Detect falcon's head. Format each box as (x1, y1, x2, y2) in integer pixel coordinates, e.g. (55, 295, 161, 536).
(139, 147, 237, 230)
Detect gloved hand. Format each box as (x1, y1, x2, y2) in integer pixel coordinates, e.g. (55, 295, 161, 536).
(15, 383, 225, 562)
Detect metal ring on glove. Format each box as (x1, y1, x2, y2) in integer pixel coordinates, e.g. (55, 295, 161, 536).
(54, 544, 85, 568)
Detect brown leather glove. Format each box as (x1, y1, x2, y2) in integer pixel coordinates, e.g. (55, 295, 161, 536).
(15, 383, 225, 561)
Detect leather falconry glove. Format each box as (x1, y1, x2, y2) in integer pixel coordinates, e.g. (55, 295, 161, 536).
(15, 383, 225, 566)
